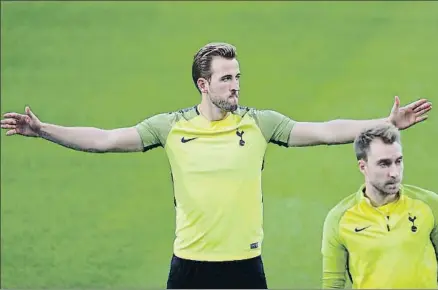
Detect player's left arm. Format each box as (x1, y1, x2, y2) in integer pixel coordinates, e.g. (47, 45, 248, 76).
(288, 96, 431, 147)
(322, 209, 349, 289)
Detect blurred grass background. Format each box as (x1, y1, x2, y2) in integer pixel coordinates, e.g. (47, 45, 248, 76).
(1, 1, 437, 288)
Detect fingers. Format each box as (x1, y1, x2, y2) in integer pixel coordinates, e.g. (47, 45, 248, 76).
(3, 112, 25, 119)
(3, 106, 36, 120)
(1, 119, 17, 130)
(391, 96, 401, 112)
(25, 106, 37, 120)
(415, 115, 429, 124)
(406, 98, 428, 110)
(413, 102, 432, 113)
(1, 118, 17, 125)
(395, 96, 400, 107)
(5, 129, 17, 136)
(1, 124, 16, 129)
(415, 105, 432, 117)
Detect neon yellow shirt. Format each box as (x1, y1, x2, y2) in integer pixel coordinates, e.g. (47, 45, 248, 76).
(135, 105, 295, 261)
(322, 184, 438, 289)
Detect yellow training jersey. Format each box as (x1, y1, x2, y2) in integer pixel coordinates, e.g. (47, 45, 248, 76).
(322, 184, 438, 289)
(135, 105, 295, 261)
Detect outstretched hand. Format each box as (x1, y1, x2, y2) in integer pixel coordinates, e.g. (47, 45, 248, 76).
(1, 106, 42, 137)
(389, 96, 432, 130)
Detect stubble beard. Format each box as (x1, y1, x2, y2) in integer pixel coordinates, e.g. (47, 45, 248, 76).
(371, 180, 400, 196)
(210, 95, 238, 112)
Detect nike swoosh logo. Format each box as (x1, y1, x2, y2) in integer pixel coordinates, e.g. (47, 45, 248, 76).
(181, 137, 198, 143)
(355, 226, 371, 232)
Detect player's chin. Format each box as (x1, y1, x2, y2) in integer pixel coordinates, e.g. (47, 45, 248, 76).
(227, 99, 238, 111)
(226, 104, 238, 112)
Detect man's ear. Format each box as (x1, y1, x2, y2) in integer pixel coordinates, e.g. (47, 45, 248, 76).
(197, 78, 209, 94)
(358, 159, 366, 174)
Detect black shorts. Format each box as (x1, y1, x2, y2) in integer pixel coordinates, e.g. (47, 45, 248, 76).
(166, 254, 268, 289)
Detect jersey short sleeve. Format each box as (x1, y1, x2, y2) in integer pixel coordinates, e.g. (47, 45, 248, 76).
(135, 112, 175, 151)
(250, 109, 296, 146)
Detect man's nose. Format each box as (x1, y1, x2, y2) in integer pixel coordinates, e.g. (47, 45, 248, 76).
(231, 79, 240, 91)
(389, 165, 399, 178)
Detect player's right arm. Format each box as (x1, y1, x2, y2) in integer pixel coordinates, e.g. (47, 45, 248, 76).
(1, 106, 170, 153)
(39, 124, 143, 153)
(321, 208, 348, 289)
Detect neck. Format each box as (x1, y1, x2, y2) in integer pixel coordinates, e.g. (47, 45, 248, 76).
(364, 182, 399, 207)
(198, 96, 228, 121)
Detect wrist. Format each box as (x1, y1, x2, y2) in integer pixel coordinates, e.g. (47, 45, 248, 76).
(385, 116, 395, 126)
(385, 116, 403, 130)
(37, 122, 48, 138)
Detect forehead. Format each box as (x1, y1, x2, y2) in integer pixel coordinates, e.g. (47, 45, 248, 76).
(368, 139, 402, 160)
(210, 56, 240, 76)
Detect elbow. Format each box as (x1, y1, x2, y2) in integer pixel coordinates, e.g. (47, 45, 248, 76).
(288, 121, 350, 147)
(309, 122, 339, 146)
(89, 130, 112, 153)
(320, 120, 352, 145)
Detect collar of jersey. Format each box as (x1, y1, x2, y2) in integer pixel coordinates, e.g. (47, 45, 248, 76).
(356, 184, 406, 214)
(195, 105, 239, 129)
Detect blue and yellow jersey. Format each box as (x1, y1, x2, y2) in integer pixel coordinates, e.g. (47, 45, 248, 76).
(322, 184, 438, 289)
(135, 105, 295, 261)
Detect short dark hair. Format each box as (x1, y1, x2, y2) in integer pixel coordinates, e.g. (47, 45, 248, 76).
(192, 42, 237, 92)
(354, 123, 401, 161)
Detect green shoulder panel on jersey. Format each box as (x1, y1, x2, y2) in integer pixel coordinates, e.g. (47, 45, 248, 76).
(402, 184, 438, 225)
(241, 107, 296, 147)
(135, 106, 199, 152)
(322, 192, 358, 252)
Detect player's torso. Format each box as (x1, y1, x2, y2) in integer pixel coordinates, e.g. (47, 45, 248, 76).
(340, 196, 437, 288)
(166, 114, 266, 181)
(164, 112, 268, 261)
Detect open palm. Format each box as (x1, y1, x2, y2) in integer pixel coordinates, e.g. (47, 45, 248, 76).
(389, 96, 432, 130)
(1, 106, 42, 137)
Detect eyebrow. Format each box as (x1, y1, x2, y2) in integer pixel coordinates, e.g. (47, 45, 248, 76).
(220, 73, 241, 79)
(377, 156, 403, 163)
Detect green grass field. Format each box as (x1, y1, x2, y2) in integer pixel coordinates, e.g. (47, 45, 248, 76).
(1, 1, 438, 288)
